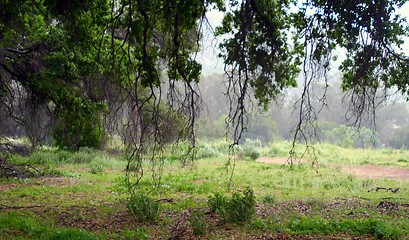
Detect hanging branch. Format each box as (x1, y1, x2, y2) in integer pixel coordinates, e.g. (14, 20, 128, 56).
(290, 10, 333, 168)
(217, 0, 302, 183)
(121, 0, 208, 193)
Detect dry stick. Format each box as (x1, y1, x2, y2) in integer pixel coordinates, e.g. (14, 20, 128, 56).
(368, 187, 399, 193)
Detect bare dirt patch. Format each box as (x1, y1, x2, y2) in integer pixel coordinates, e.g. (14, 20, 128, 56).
(256, 157, 409, 181)
(344, 164, 409, 181)
(257, 157, 289, 165)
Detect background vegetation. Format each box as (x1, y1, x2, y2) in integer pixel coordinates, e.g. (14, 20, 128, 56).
(1, 140, 409, 239)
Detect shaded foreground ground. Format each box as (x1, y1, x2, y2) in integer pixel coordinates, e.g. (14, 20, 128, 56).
(1, 177, 407, 240)
(256, 157, 409, 181)
(1, 152, 409, 239)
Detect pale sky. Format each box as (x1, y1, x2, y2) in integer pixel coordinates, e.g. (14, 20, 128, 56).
(198, 2, 409, 75)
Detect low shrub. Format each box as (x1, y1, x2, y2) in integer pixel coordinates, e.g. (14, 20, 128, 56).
(89, 164, 104, 174)
(238, 139, 262, 161)
(196, 143, 220, 159)
(127, 195, 161, 223)
(208, 192, 228, 212)
(208, 188, 256, 223)
(397, 158, 408, 163)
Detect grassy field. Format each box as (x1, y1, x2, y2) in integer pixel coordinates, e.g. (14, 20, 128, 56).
(1, 140, 409, 239)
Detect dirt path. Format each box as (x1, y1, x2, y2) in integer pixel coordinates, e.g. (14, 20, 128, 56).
(256, 157, 409, 181)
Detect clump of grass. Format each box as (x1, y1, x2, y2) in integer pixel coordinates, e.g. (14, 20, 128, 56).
(119, 227, 150, 240)
(29, 149, 99, 165)
(70, 149, 97, 163)
(89, 158, 110, 174)
(263, 141, 289, 157)
(89, 164, 104, 174)
(397, 158, 408, 163)
(41, 163, 64, 177)
(0, 213, 98, 240)
(127, 195, 161, 223)
(208, 188, 256, 223)
(304, 197, 327, 210)
(208, 192, 227, 212)
(284, 215, 404, 239)
(261, 194, 276, 204)
(189, 210, 208, 236)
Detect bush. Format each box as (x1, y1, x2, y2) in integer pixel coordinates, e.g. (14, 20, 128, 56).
(238, 139, 261, 160)
(196, 143, 220, 159)
(389, 126, 409, 149)
(208, 188, 256, 223)
(318, 123, 381, 148)
(127, 195, 161, 223)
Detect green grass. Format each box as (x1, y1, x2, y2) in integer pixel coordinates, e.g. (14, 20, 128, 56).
(1, 141, 409, 239)
(0, 212, 98, 240)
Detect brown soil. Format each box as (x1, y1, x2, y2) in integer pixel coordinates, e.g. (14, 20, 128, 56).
(343, 164, 409, 180)
(257, 157, 289, 165)
(256, 157, 409, 181)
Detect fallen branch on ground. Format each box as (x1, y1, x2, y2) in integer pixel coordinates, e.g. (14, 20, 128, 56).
(368, 187, 399, 193)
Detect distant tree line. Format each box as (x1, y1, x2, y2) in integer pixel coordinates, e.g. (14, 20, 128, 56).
(197, 74, 409, 149)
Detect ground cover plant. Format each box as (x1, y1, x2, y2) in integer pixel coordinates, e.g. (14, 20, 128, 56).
(1, 140, 409, 239)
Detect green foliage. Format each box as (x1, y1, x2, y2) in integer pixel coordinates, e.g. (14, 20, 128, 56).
(119, 227, 150, 240)
(285, 215, 403, 239)
(298, 1, 409, 97)
(0, 0, 114, 149)
(127, 195, 161, 223)
(263, 141, 289, 157)
(208, 192, 228, 212)
(389, 126, 409, 149)
(196, 143, 220, 159)
(318, 123, 381, 148)
(238, 139, 262, 161)
(89, 162, 105, 175)
(397, 158, 408, 163)
(242, 115, 280, 142)
(29, 149, 98, 165)
(208, 188, 256, 223)
(0, 212, 97, 240)
(52, 97, 105, 150)
(189, 210, 208, 236)
(196, 115, 227, 139)
(261, 194, 276, 204)
(216, 0, 301, 109)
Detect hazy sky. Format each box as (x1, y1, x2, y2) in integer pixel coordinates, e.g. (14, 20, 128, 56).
(198, 2, 409, 75)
